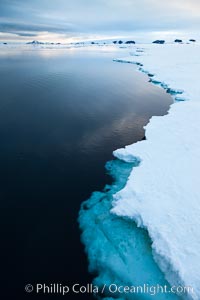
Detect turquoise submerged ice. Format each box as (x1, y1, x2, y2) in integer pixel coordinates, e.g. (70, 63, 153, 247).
(79, 159, 180, 300)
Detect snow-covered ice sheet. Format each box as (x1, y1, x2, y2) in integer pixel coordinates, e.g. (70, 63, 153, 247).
(112, 43, 200, 299)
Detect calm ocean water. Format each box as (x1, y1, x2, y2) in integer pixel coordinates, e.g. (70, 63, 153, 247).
(0, 47, 172, 299)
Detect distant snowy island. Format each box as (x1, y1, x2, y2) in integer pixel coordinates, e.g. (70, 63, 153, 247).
(26, 40, 61, 45)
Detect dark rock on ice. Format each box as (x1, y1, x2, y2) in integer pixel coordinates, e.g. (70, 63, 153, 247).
(125, 41, 135, 44)
(152, 40, 165, 44)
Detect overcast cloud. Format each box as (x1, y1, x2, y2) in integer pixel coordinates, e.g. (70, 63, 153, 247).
(0, 0, 200, 41)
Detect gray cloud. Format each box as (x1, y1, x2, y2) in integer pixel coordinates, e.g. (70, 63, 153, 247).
(0, 20, 77, 33)
(17, 32, 37, 37)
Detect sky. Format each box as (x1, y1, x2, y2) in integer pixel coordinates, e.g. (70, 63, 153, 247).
(0, 0, 200, 42)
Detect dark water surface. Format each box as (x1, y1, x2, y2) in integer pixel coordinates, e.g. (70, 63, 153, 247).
(0, 47, 172, 299)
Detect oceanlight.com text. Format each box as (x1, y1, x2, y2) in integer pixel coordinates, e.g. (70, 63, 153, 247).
(25, 283, 194, 296)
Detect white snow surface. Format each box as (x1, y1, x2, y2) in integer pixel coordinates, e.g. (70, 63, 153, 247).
(112, 43, 200, 299)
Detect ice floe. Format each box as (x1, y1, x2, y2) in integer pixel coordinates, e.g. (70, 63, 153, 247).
(112, 43, 200, 299)
(79, 160, 179, 299)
